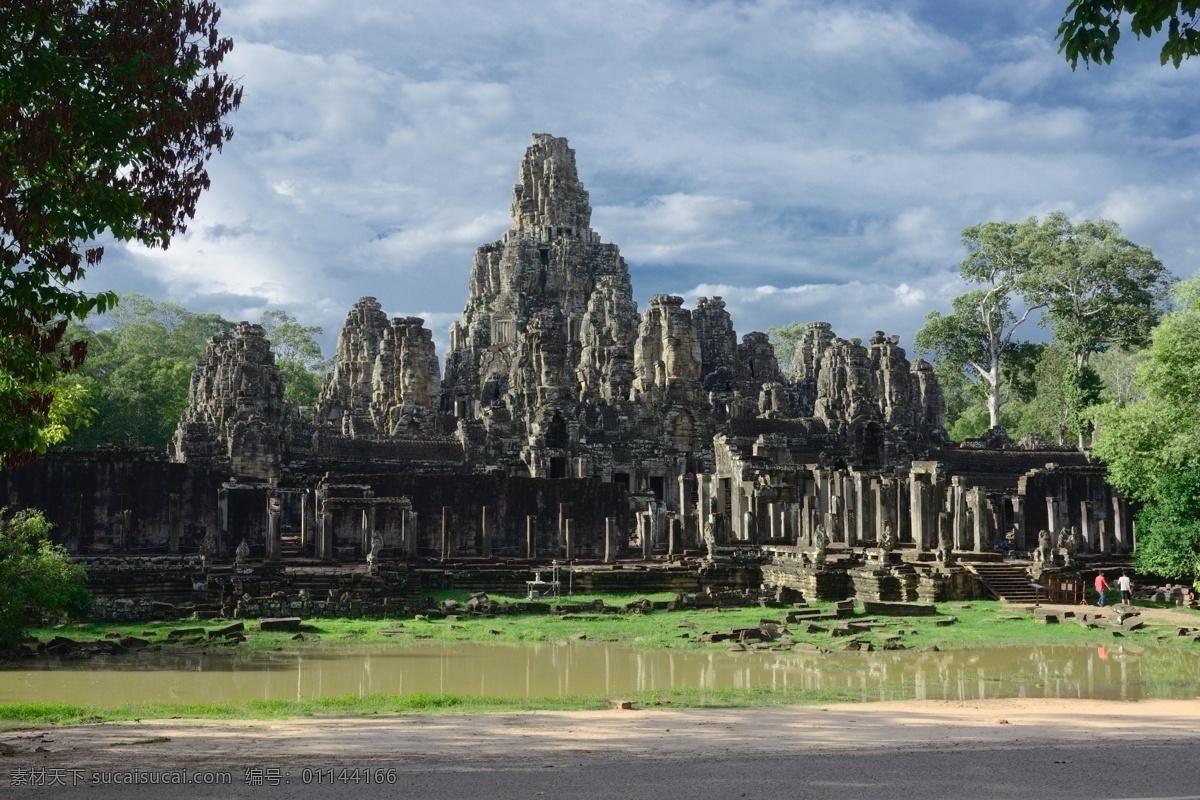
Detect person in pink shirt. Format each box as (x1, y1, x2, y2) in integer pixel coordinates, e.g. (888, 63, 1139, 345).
(1094, 572, 1109, 606)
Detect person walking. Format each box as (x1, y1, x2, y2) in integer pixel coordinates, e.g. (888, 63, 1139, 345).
(1094, 572, 1109, 607)
(1117, 571, 1133, 605)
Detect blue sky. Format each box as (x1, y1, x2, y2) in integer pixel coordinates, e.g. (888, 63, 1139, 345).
(86, 0, 1200, 359)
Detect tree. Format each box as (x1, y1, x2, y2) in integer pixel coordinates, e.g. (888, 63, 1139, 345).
(914, 220, 1042, 430)
(1058, 1, 1200, 68)
(1093, 273, 1200, 578)
(64, 294, 232, 450)
(1, 1, 242, 467)
(0, 508, 92, 649)
(259, 310, 330, 407)
(766, 323, 806, 379)
(1022, 212, 1173, 445)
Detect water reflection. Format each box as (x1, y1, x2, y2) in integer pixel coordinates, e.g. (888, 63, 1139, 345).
(2, 643, 1196, 707)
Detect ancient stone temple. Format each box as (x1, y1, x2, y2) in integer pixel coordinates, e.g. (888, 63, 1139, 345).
(2, 133, 1134, 609)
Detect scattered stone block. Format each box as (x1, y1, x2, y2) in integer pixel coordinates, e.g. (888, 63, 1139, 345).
(258, 617, 302, 632)
(862, 601, 937, 616)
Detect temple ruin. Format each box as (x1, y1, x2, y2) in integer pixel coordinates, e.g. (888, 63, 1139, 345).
(2, 134, 1131, 611)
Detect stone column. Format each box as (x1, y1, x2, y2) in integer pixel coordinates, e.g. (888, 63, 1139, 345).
(526, 515, 537, 560)
(909, 474, 926, 551)
(319, 502, 333, 562)
(854, 473, 872, 546)
(1079, 500, 1094, 553)
(441, 506, 453, 561)
(300, 490, 314, 553)
(405, 510, 418, 558)
(640, 512, 653, 559)
(168, 492, 182, 555)
(1112, 497, 1128, 551)
(481, 505, 493, 558)
(266, 500, 281, 562)
(968, 487, 989, 553)
(564, 519, 575, 561)
(668, 516, 679, 556)
(896, 477, 911, 544)
(558, 503, 572, 557)
(951, 478, 968, 551)
(605, 516, 617, 563)
(1046, 496, 1060, 544)
(1011, 496, 1026, 550)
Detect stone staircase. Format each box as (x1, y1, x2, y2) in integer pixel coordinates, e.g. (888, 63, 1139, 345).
(968, 561, 1041, 603)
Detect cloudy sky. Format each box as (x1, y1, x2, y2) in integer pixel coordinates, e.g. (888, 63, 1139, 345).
(86, 0, 1200, 359)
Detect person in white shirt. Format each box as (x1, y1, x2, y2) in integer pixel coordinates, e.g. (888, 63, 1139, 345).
(1117, 572, 1133, 604)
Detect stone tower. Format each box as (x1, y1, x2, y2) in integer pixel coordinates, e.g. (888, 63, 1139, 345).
(441, 134, 640, 445)
(169, 322, 290, 479)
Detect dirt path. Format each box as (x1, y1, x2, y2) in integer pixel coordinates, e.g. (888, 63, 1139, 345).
(4, 697, 1200, 778)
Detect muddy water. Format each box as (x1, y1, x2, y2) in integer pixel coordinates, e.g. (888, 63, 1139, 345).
(2, 642, 1197, 707)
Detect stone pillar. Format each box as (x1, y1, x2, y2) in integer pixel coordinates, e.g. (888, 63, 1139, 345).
(640, 512, 652, 559)
(481, 506, 493, 558)
(605, 516, 617, 563)
(405, 510, 418, 558)
(300, 490, 313, 552)
(319, 503, 333, 562)
(441, 506, 453, 561)
(557, 503, 572, 556)
(564, 519, 575, 561)
(968, 487, 989, 553)
(668, 516, 679, 556)
(1011, 496, 1026, 550)
(526, 515, 537, 560)
(1046, 496, 1058, 540)
(854, 473, 872, 546)
(947, 478, 963, 550)
(168, 492, 182, 555)
(896, 477, 911, 544)
(1112, 497, 1128, 550)
(801, 495, 815, 546)
(266, 500, 281, 562)
(909, 475, 925, 550)
(1079, 500, 1094, 553)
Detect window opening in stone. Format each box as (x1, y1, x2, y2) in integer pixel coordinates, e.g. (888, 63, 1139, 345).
(539, 248, 550, 266)
(649, 476, 665, 502)
(612, 471, 630, 490)
(545, 413, 569, 449)
(549, 456, 570, 479)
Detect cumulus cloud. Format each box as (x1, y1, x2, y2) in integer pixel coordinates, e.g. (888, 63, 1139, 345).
(85, 0, 1200, 363)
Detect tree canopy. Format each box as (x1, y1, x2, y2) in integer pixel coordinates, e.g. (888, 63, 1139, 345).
(1093, 273, 1200, 578)
(0, 0, 242, 467)
(1058, 1, 1200, 68)
(914, 220, 1041, 431)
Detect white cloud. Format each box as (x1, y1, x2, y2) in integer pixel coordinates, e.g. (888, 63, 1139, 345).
(76, 0, 1200, 364)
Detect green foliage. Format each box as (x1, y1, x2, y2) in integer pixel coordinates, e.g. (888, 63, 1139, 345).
(1058, 1, 1200, 68)
(0, 508, 92, 649)
(915, 220, 1041, 431)
(0, 1, 241, 467)
(1022, 213, 1172, 375)
(259, 310, 330, 407)
(767, 323, 807, 378)
(64, 294, 233, 450)
(1094, 273, 1200, 576)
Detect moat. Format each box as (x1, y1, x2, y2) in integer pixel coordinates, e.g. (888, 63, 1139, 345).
(3, 642, 1193, 706)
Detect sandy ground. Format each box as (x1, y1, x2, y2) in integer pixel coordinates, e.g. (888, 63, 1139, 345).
(4, 697, 1200, 776)
(5, 601, 1200, 779)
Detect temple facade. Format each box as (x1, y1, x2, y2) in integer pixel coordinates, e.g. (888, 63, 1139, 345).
(2, 134, 1131, 603)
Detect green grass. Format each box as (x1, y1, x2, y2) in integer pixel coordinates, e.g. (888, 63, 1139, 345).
(24, 597, 1200, 655)
(0, 685, 867, 730)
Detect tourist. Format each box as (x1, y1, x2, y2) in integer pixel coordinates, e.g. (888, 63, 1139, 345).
(1117, 571, 1134, 605)
(1094, 572, 1109, 607)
